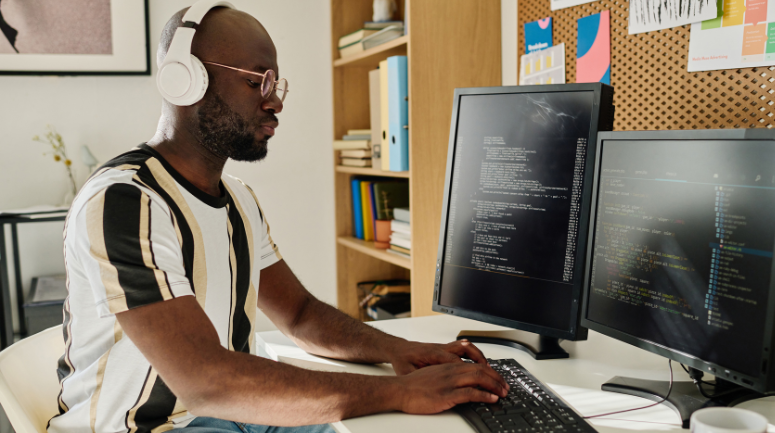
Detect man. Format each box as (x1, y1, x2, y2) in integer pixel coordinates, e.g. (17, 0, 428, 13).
(48, 5, 508, 433)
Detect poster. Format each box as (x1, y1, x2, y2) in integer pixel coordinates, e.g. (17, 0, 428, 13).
(629, 0, 718, 34)
(520, 43, 566, 85)
(577, 11, 611, 85)
(525, 17, 553, 54)
(688, 0, 775, 71)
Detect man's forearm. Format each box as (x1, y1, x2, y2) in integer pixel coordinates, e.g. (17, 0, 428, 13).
(286, 295, 409, 364)
(187, 349, 403, 425)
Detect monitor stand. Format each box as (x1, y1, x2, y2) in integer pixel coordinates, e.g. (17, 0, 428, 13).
(456, 330, 569, 360)
(601, 374, 765, 428)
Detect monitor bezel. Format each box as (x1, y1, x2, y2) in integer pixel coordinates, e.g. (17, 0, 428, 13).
(580, 129, 775, 393)
(431, 83, 611, 341)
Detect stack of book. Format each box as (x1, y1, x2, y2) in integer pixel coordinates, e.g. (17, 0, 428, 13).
(338, 21, 405, 58)
(351, 179, 409, 243)
(335, 129, 371, 167)
(388, 207, 410, 258)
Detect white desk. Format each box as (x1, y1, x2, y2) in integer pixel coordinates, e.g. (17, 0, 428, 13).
(256, 315, 775, 433)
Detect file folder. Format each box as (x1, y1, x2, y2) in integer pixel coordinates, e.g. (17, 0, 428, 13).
(387, 56, 408, 172)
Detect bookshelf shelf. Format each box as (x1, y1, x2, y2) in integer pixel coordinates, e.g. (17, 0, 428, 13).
(337, 236, 411, 270)
(333, 36, 408, 68)
(330, 0, 500, 320)
(335, 166, 410, 178)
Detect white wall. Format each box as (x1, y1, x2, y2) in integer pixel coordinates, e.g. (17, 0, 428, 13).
(502, 0, 518, 86)
(0, 0, 334, 333)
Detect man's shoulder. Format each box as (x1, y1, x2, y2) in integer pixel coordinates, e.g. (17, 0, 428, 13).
(223, 175, 264, 222)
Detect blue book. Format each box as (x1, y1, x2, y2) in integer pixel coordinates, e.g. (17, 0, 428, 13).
(351, 179, 364, 239)
(387, 56, 409, 172)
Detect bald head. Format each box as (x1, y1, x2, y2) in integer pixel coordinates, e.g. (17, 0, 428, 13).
(157, 6, 275, 71)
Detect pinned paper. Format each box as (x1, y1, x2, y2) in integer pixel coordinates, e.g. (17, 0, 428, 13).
(520, 43, 566, 85)
(577, 11, 611, 85)
(524, 17, 553, 54)
(629, 0, 717, 34)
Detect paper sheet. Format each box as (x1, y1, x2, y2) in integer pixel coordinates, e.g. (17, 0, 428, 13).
(629, 0, 718, 34)
(577, 11, 611, 85)
(0, 204, 68, 216)
(520, 43, 566, 85)
(689, 0, 775, 71)
(551, 0, 597, 11)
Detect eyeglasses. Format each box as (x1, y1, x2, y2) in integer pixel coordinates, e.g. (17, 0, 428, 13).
(202, 61, 288, 103)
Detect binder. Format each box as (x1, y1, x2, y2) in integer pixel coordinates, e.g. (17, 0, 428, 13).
(379, 60, 390, 171)
(351, 179, 364, 239)
(368, 69, 382, 170)
(387, 56, 408, 172)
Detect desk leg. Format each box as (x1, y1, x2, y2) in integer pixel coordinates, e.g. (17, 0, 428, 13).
(10, 224, 24, 338)
(0, 227, 13, 348)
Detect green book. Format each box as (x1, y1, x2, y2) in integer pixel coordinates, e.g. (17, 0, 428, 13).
(373, 181, 409, 220)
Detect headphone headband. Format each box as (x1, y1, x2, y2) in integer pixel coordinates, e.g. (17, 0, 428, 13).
(156, 0, 236, 106)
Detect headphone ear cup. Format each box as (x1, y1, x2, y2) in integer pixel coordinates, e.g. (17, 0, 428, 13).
(187, 55, 209, 105)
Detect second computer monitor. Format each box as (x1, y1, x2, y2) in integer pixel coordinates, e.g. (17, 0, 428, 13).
(432, 83, 615, 358)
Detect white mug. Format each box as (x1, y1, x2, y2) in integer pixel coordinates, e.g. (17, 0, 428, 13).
(691, 408, 768, 433)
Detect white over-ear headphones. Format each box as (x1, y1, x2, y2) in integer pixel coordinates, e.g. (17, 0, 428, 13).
(156, 0, 236, 106)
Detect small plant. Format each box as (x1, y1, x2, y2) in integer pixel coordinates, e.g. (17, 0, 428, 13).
(33, 125, 77, 198)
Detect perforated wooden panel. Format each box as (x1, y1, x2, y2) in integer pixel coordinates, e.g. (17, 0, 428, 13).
(518, 0, 775, 130)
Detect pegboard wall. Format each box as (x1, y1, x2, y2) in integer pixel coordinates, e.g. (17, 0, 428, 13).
(517, 0, 775, 130)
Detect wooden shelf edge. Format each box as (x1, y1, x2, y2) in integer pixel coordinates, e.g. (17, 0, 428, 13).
(337, 236, 411, 269)
(333, 35, 409, 68)
(335, 166, 410, 178)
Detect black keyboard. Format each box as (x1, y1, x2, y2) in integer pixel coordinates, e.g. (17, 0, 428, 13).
(454, 358, 597, 433)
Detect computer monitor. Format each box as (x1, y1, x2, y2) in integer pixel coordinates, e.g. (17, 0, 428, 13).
(432, 83, 615, 359)
(581, 129, 775, 426)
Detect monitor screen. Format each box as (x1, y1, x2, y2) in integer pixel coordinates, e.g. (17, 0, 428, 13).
(584, 135, 775, 378)
(435, 86, 611, 337)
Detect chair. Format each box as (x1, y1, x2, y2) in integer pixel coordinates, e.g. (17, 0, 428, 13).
(0, 326, 63, 433)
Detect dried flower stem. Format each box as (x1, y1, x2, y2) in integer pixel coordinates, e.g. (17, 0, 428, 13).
(32, 125, 77, 198)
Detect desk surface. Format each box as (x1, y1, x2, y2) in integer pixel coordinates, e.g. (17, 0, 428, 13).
(256, 315, 775, 433)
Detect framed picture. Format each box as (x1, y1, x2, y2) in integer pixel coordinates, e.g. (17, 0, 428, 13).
(0, 0, 150, 75)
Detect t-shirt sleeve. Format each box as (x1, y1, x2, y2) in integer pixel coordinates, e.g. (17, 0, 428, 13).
(258, 204, 282, 270)
(74, 183, 194, 317)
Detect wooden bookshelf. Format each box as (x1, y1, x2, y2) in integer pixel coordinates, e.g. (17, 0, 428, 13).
(335, 166, 410, 178)
(330, 0, 501, 319)
(337, 237, 411, 269)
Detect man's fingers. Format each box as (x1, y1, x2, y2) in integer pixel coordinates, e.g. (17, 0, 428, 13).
(456, 365, 509, 397)
(451, 386, 499, 405)
(454, 339, 488, 365)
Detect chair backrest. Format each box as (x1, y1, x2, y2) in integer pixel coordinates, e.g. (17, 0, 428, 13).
(0, 326, 64, 433)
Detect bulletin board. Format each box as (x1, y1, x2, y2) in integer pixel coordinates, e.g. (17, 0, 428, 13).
(518, 0, 775, 130)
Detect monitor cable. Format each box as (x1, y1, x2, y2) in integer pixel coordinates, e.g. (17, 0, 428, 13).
(584, 359, 674, 419)
(681, 364, 741, 399)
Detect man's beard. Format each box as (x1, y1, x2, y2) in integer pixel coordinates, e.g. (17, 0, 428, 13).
(195, 92, 275, 162)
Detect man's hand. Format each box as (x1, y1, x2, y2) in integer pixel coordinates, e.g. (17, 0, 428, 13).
(395, 362, 510, 414)
(388, 339, 489, 375)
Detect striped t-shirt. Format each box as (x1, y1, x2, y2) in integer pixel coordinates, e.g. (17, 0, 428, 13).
(48, 144, 282, 433)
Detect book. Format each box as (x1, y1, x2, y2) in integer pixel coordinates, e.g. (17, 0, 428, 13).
(342, 134, 372, 141)
(391, 231, 410, 242)
(339, 41, 366, 58)
(373, 181, 409, 220)
(360, 182, 374, 241)
(348, 129, 372, 136)
(364, 21, 405, 30)
(393, 207, 409, 223)
(390, 236, 411, 250)
(368, 69, 382, 170)
(374, 220, 391, 249)
(333, 139, 370, 150)
(391, 219, 410, 235)
(351, 179, 364, 239)
(362, 26, 404, 50)
(340, 149, 371, 158)
(379, 60, 390, 170)
(386, 249, 410, 259)
(338, 29, 379, 48)
(369, 183, 378, 237)
(388, 55, 409, 171)
(341, 158, 372, 167)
